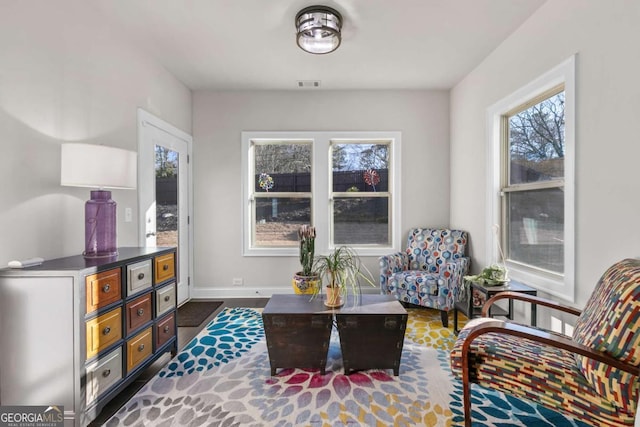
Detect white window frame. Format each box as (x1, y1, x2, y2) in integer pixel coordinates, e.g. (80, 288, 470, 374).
(241, 131, 402, 257)
(486, 56, 575, 302)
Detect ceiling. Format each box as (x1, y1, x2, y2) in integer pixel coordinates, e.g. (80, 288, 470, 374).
(91, 0, 546, 91)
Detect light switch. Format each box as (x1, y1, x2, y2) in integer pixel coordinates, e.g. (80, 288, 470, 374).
(125, 208, 132, 222)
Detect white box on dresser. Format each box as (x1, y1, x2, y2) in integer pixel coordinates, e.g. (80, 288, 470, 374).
(0, 247, 178, 427)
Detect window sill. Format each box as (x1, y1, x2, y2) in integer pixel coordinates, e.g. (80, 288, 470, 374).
(507, 264, 574, 303)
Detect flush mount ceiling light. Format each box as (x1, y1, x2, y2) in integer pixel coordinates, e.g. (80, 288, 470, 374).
(295, 5, 342, 54)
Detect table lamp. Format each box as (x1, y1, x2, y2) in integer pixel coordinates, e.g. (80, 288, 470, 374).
(61, 143, 137, 258)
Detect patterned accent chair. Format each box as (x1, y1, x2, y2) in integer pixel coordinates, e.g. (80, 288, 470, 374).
(450, 258, 640, 427)
(379, 228, 470, 327)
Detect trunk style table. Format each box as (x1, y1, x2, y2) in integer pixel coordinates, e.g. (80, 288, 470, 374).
(262, 294, 407, 376)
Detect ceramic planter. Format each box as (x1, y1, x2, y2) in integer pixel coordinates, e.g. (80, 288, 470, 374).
(292, 272, 319, 295)
(324, 285, 344, 308)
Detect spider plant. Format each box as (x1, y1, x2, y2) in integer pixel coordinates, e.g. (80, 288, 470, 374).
(312, 246, 375, 306)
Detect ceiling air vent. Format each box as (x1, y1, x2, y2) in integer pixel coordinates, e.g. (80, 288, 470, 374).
(297, 80, 321, 88)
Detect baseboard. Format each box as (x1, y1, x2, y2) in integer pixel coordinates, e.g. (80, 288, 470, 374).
(190, 286, 381, 299)
(190, 287, 288, 299)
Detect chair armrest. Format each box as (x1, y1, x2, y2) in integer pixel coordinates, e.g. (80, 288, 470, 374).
(439, 257, 470, 306)
(443, 257, 470, 276)
(481, 291, 582, 317)
(461, 319, 639, 376)
(379, 252, 408, 274)
(379, 252, 408, 292)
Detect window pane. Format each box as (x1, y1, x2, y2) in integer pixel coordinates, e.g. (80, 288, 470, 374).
(155, 146, 178, 247)
(506, 189, 564, 273)
(333, 197, 389, 245)
(508, 92, 564, 185)
(254, 143, 311, 192)
(332, 143, 389, 192)
(254, 197, 311, 246)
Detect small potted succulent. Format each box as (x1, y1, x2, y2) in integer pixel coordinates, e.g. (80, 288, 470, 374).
(464, 264, 509, 286)
(312, 246, 376, 308)
(292, 224, 319, 295)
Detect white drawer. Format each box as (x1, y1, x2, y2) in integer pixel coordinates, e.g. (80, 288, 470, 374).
(127, 260, 152, 295)
(86, 346, 123, 406)
(155, 283, 176, 317)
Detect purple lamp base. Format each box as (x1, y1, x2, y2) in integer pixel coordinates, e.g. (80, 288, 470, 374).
(84, 190, 118, 258)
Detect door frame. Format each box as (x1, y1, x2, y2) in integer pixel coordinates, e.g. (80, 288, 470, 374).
(137, 108, 193, 305)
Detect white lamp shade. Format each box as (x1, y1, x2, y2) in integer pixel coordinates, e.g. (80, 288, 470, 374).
(61, 143, 137, 189)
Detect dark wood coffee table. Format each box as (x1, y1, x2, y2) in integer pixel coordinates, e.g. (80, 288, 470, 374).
(262, 294, 407, 376)
(335, 294, 407, 375)
(262, 294, 332, 375)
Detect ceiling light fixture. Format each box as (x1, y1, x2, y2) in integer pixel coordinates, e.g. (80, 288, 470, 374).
(295, 5, 342, 55)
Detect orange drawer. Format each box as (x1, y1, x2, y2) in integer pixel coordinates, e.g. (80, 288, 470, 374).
(155, 313, 175, 349)
(125, 293, 152, 336)
(126, 327, 153, 372)
(86, 268, 122, 314)
(86, 308, 122, 359)
(154, 253, 175, 284)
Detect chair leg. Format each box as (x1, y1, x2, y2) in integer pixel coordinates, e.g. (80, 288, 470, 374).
(462, 350, 473, 427)
(440, 310, 448, 328)
(463, 373, 472, 427)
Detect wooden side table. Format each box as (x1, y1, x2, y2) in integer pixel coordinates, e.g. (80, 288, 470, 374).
(453, 280, 537, 334)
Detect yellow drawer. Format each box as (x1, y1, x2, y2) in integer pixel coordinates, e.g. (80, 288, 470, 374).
(86, 268, 122, 314)
(155, 283, 176, 317)
(85, 346, 123, 405)
(86, 308, 122, 359)
(154, 253, 175, 284)
(127, 260, 152, 296)
(126, 327, 153, 372)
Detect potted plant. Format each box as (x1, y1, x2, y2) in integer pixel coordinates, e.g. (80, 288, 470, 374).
(312, 246, 376, 308)
(464, 264, 508, 286)
(461, 263, 509, 309)
(292, 224, 319, 295)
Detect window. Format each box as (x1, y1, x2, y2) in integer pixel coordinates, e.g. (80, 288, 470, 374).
(331, 141, 391, 246)
(250, 140, 312, 247)
(487, 57, 575, 301)
(242, 132, 401, 257)
(503, 88, 565, 273)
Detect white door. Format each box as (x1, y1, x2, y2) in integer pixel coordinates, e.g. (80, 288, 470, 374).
(138, 109, 192, 305)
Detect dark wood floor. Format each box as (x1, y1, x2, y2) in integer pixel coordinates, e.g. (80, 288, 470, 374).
(89, 298, 269, 426)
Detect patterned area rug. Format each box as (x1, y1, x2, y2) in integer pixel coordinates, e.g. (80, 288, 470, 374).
(106, 307, 586, 426)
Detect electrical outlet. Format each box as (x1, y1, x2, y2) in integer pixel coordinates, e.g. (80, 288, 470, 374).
(232, 278, 243, 286)
(124, 208, 132, 222)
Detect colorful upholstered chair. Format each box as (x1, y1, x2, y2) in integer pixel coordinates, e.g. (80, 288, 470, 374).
(379, 228, 470, 327)
(450, 258, 640, 427)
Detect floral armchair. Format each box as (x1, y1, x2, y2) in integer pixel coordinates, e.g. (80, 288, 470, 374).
(450, 258, 640, 427)
(379, 228, 470, 327)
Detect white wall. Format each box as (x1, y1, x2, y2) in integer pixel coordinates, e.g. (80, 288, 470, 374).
(192, 90, 450, 296)
(0, 1, 192, 265)
(450, 0, 640, 309)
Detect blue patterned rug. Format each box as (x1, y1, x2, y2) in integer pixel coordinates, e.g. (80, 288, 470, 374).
(105, 307, 587, 426)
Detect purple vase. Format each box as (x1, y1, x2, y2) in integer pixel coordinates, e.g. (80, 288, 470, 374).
(84, 190, 117, 258)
